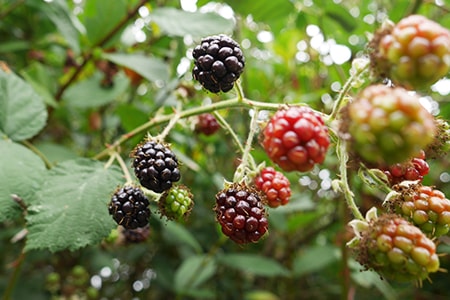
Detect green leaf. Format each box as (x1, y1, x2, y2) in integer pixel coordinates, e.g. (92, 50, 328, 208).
(80, 0, 128, 46)
(151, 8, 234, 38)
(218, 254, 289, 277)
(25, 158, 123, 252)
(102, 52, 169, 83)
(292, 245, 339, 277)
(0, 69, 48, 141)
(0, 139, 46, 222)
(174, 255, 216, 292)
(64, 71, 129, 108)
(20, 62, 58, 107)
(34, 142, 79, 165)
(324, 3, 357, 32)
(161, 221, 202, 254)
(43, 0, 82, 54)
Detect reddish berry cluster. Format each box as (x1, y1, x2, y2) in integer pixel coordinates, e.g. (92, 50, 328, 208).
(386, 184, 450, 238)
(254, 167, 291, 208)
(195, 113, 220, 136)
(375, 15, 450, 89)
(355, 212, 439, 282)
(214, 183, 268, 244)
(262, 106, 330, 172)
(383, 150, 429, 185)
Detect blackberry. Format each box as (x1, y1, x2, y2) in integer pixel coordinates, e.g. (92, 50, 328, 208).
(123, 225, 150, 243)
(214, 182, 268, 244)
(195, 113, 220, 136)
(131, 140, 181, 193)
(254, 167, 291, 208)
(192, 35, 245, 93)
(159, 185, 194, 221)
(108, 185, 151, 229)
(383, 150, 429, 185)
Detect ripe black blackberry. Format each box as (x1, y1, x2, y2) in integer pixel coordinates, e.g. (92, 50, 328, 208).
(192, 35, 245, 93)
(108, 185, 150, 229)
(131, 140, 181, 193)
(214, 182, 268, 244)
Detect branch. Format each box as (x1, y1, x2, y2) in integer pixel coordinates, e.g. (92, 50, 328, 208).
(54, 0, 148, 101)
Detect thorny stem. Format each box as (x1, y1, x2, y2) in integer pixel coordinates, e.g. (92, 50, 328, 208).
(337, 138, 364, 221)
(94, 97, 297, 160)
(359, 164, 393, 194)
(155, 104, 182, 141)
(328, 61, 369, 122)
(235, 80, 245, 102)
(113, 152, 134, 185)
(233, 108, 259, 182)
(213, 111, 245, 154)
(54, 0, 147, 101)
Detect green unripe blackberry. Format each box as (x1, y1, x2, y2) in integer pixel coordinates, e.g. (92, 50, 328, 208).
(159, 185, 194, 221)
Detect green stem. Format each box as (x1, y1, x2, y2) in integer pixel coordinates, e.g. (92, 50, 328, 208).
(233, 108, 259, 182)
(156, 104, 182, 141)
(21, 140, 53, 169)
(2, 250, 26, 300)
(94, 98, 301, 160)
(328, 61, 369, 122)
(337, 138, 364, 221)
(113, 152, 134, 185)
(359, 164, 392, 194)
(213, 111, 245, 154)
(235, 80, 245, 102)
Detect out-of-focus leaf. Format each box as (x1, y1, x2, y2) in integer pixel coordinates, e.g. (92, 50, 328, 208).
(0, 140, 46, 222)
(151, 8, 234, 38)
(43, 0, 82, 54)
(64, 71, 129, 108)
(218, 254, 289, 277)
(0, 68, 47, 141)
(20, 62, 58, 107)
(80, 0, 127, 46)
(34, 142, 79, 165)
(324, 3, 357, 32)
(174, 255, 216, 291)
(245, 290, 280, 300)
(292, 245, 339, 277)
(162, 221, 202, 254)
(102, 52, 169, 83)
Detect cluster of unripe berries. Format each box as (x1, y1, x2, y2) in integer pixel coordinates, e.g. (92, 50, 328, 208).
(107, 14, 450, 284)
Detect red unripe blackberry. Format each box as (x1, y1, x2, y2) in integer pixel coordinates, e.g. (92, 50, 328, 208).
(131, 140, 181, 193)
(108, 185, 151, 229)
(195, 113, 220, 136)
(254, 167, 291, 208)
(372, 15, 450, 89)
(262, 106, 330, 172)
(385, 183, 450, 238)
(192, 35, 245, 93)
(214, 183, 268, 244)
(383, 150, 429, 185)
(350, 210, 440, 282)
(346, 84, 436, 165)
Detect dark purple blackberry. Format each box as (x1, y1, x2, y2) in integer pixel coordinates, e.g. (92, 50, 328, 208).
(123, 225, 150, 243)
(192, 35, 245, 93)
(214, 182, 268, 244)
(108, 185, 150, 229)
(131, 140, 181, 193)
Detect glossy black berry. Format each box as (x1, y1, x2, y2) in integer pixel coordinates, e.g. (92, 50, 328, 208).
(131, 140, 181, 193)
(214, 182, 268, 244)
(192, 35, 245, 93)
(123, 225, 150, 243)
(108, 185, 150, 229)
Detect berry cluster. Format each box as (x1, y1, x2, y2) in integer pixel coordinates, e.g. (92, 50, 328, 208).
(131, 140, 181, 193)
(383, 150, 429, 185)
(350, 208, 440, 282)
(195, 113, 220, 136)
(262, 106, 330, 172)
(108, 185, 151, 230)
(345, 84, 436, 165)
(192, 35, 245, 93)
(372, 14, 450, 89)
(159, 185, 194, 221)
(254, 167, 291, 208)
(214, 183, 268, 244)
(385, 183, 450, 238)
